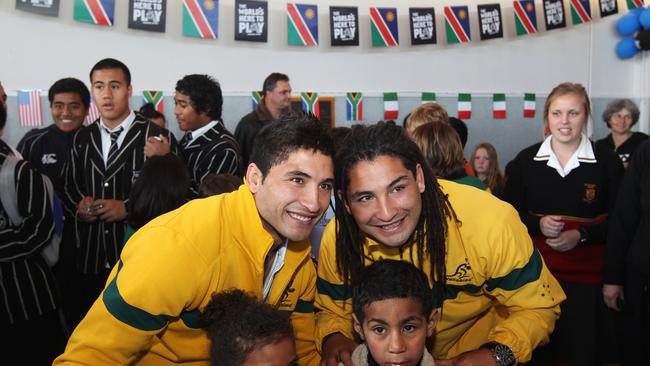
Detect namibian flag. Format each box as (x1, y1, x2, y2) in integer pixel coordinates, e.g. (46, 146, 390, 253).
(514, 1, 538, 36)
(251, 91, 263, 111)
(143, 91, 164, 113)
(444, 6, 470, 44)
(570, 0, 591, 25)
(183, 0, 219, 39)
(301, 92, 320, 118)
(287, 3, 318, 46)
(74, 0, 114, 26)
(370, 7, 398, 47)
(627, 0, 645, 10)
(346, 92, 363, 121)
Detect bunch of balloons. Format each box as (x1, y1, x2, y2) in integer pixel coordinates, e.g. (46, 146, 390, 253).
(616, 6, 650, 59)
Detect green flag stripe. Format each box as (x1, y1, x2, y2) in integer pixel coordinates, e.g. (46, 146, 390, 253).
(493, 93, 505, 102)
(74, 0, 95, 23)
(525, 93, 535, 100)
(371, 22, 387, 47)
(458, 93, 471, 101)
(103, 261, 170, 331)
(182, 5, 202, 37)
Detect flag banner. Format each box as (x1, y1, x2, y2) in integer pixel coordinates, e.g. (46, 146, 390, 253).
(383, 92, 399, 120)
(514, 1, 538, 36)
(16, 0, 60, 17)
(421, 92, 436, 104)
(18, 90, 43, 128)
(74, 0, 115, 26)
(493, 93, 506, 119)
(370, 7, 399, 47)
(478, 4, 503, 40)
(235, 0, 267, 42)
(251, 91, 263, 110)
(627, 0, 645, 10)
(409, 8, 436, 45)
(287, 3, 318, 46)
(301, 92, 320, 118)
(129, 0, 166, 32)
(85, 97, 101, 125)
(346, 92, 363, 121)
(330, 6, 358, 46)
(570, 0, 591, 25)
(143, 91, 164, 112)
(543, 0, 566, 30)
(524, 93, 536, 118)
(445, 6, 471, 44)
(599, 0, 618, 17)
(458, 93, 472, 119)
(183, 0, 218, 39)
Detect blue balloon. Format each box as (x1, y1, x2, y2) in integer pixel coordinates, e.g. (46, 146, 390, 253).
(630, 8, 645, 16)
(616, 38, 640, 59)
(640, 7, 650, 29)
(617, 13, 641, 36)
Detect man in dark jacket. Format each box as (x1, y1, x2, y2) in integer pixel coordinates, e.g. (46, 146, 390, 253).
(234, 72, 292, 166)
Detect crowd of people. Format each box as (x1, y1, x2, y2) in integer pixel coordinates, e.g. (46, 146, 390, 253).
(0, 58, 648, 366)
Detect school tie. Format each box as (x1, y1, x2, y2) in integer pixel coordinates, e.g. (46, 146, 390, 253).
(106, 127, 124, 167)
(180, 132, 193, 148)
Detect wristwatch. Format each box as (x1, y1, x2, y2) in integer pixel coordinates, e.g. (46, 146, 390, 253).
(578, 226, 589, 245)
(480, 342, 516, 366)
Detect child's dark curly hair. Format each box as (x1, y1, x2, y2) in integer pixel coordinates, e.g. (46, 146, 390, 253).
(200, 289, 295, 366)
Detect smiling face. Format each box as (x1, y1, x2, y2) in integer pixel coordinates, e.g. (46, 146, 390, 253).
(354, 297, 437, 366)
(174, 92, 210, 132)
(247, 149, 334, 244)
(241, 337, 298, 366)
(546, 93, 587, 148)
(51, 92, 87, 133)
(608, 108, 634, 135)
(91, 68, 132, 128)
(344, 156, 425, 249)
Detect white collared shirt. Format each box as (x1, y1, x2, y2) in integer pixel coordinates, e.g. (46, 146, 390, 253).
(534, 134, 596, 178)
(262, 239, 288, 301)
(99, 110, 136, 164)
(187, 120, 219, 146)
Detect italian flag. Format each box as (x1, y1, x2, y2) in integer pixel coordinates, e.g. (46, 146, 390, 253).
(421, 92, 436, 104)
(493, 93, 506, 119)
(524, 93, 536, 118)
(457, 93, 471, 119)
(384, 92, 399, 120)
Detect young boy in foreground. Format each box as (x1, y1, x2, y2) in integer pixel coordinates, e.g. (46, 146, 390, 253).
(352, 260, 438, 366)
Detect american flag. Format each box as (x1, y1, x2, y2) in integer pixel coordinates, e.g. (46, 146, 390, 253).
(85, 96, 101, 125)
(17, 90, 43, 127)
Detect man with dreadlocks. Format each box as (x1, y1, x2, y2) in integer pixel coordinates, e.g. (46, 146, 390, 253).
(315, 122, 565, 366)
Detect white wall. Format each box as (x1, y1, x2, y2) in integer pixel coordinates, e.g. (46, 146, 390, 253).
(0, 0, 641, 95)
(1, 0, 648, 162)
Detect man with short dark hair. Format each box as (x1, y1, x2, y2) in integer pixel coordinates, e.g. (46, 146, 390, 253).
(56, 115, 332, 366)
(62, 58, 176, 329)
(0, 81, 7, 110)
(234, 72, 292, 165)
(174, 74, 241, 197)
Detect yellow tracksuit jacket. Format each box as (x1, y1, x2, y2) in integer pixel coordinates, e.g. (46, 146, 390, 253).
(315, 179, 565, 363)
(55, 184, 320, 366)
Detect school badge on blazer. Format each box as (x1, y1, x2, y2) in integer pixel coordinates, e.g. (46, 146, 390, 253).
(583, 183, 597, 203)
